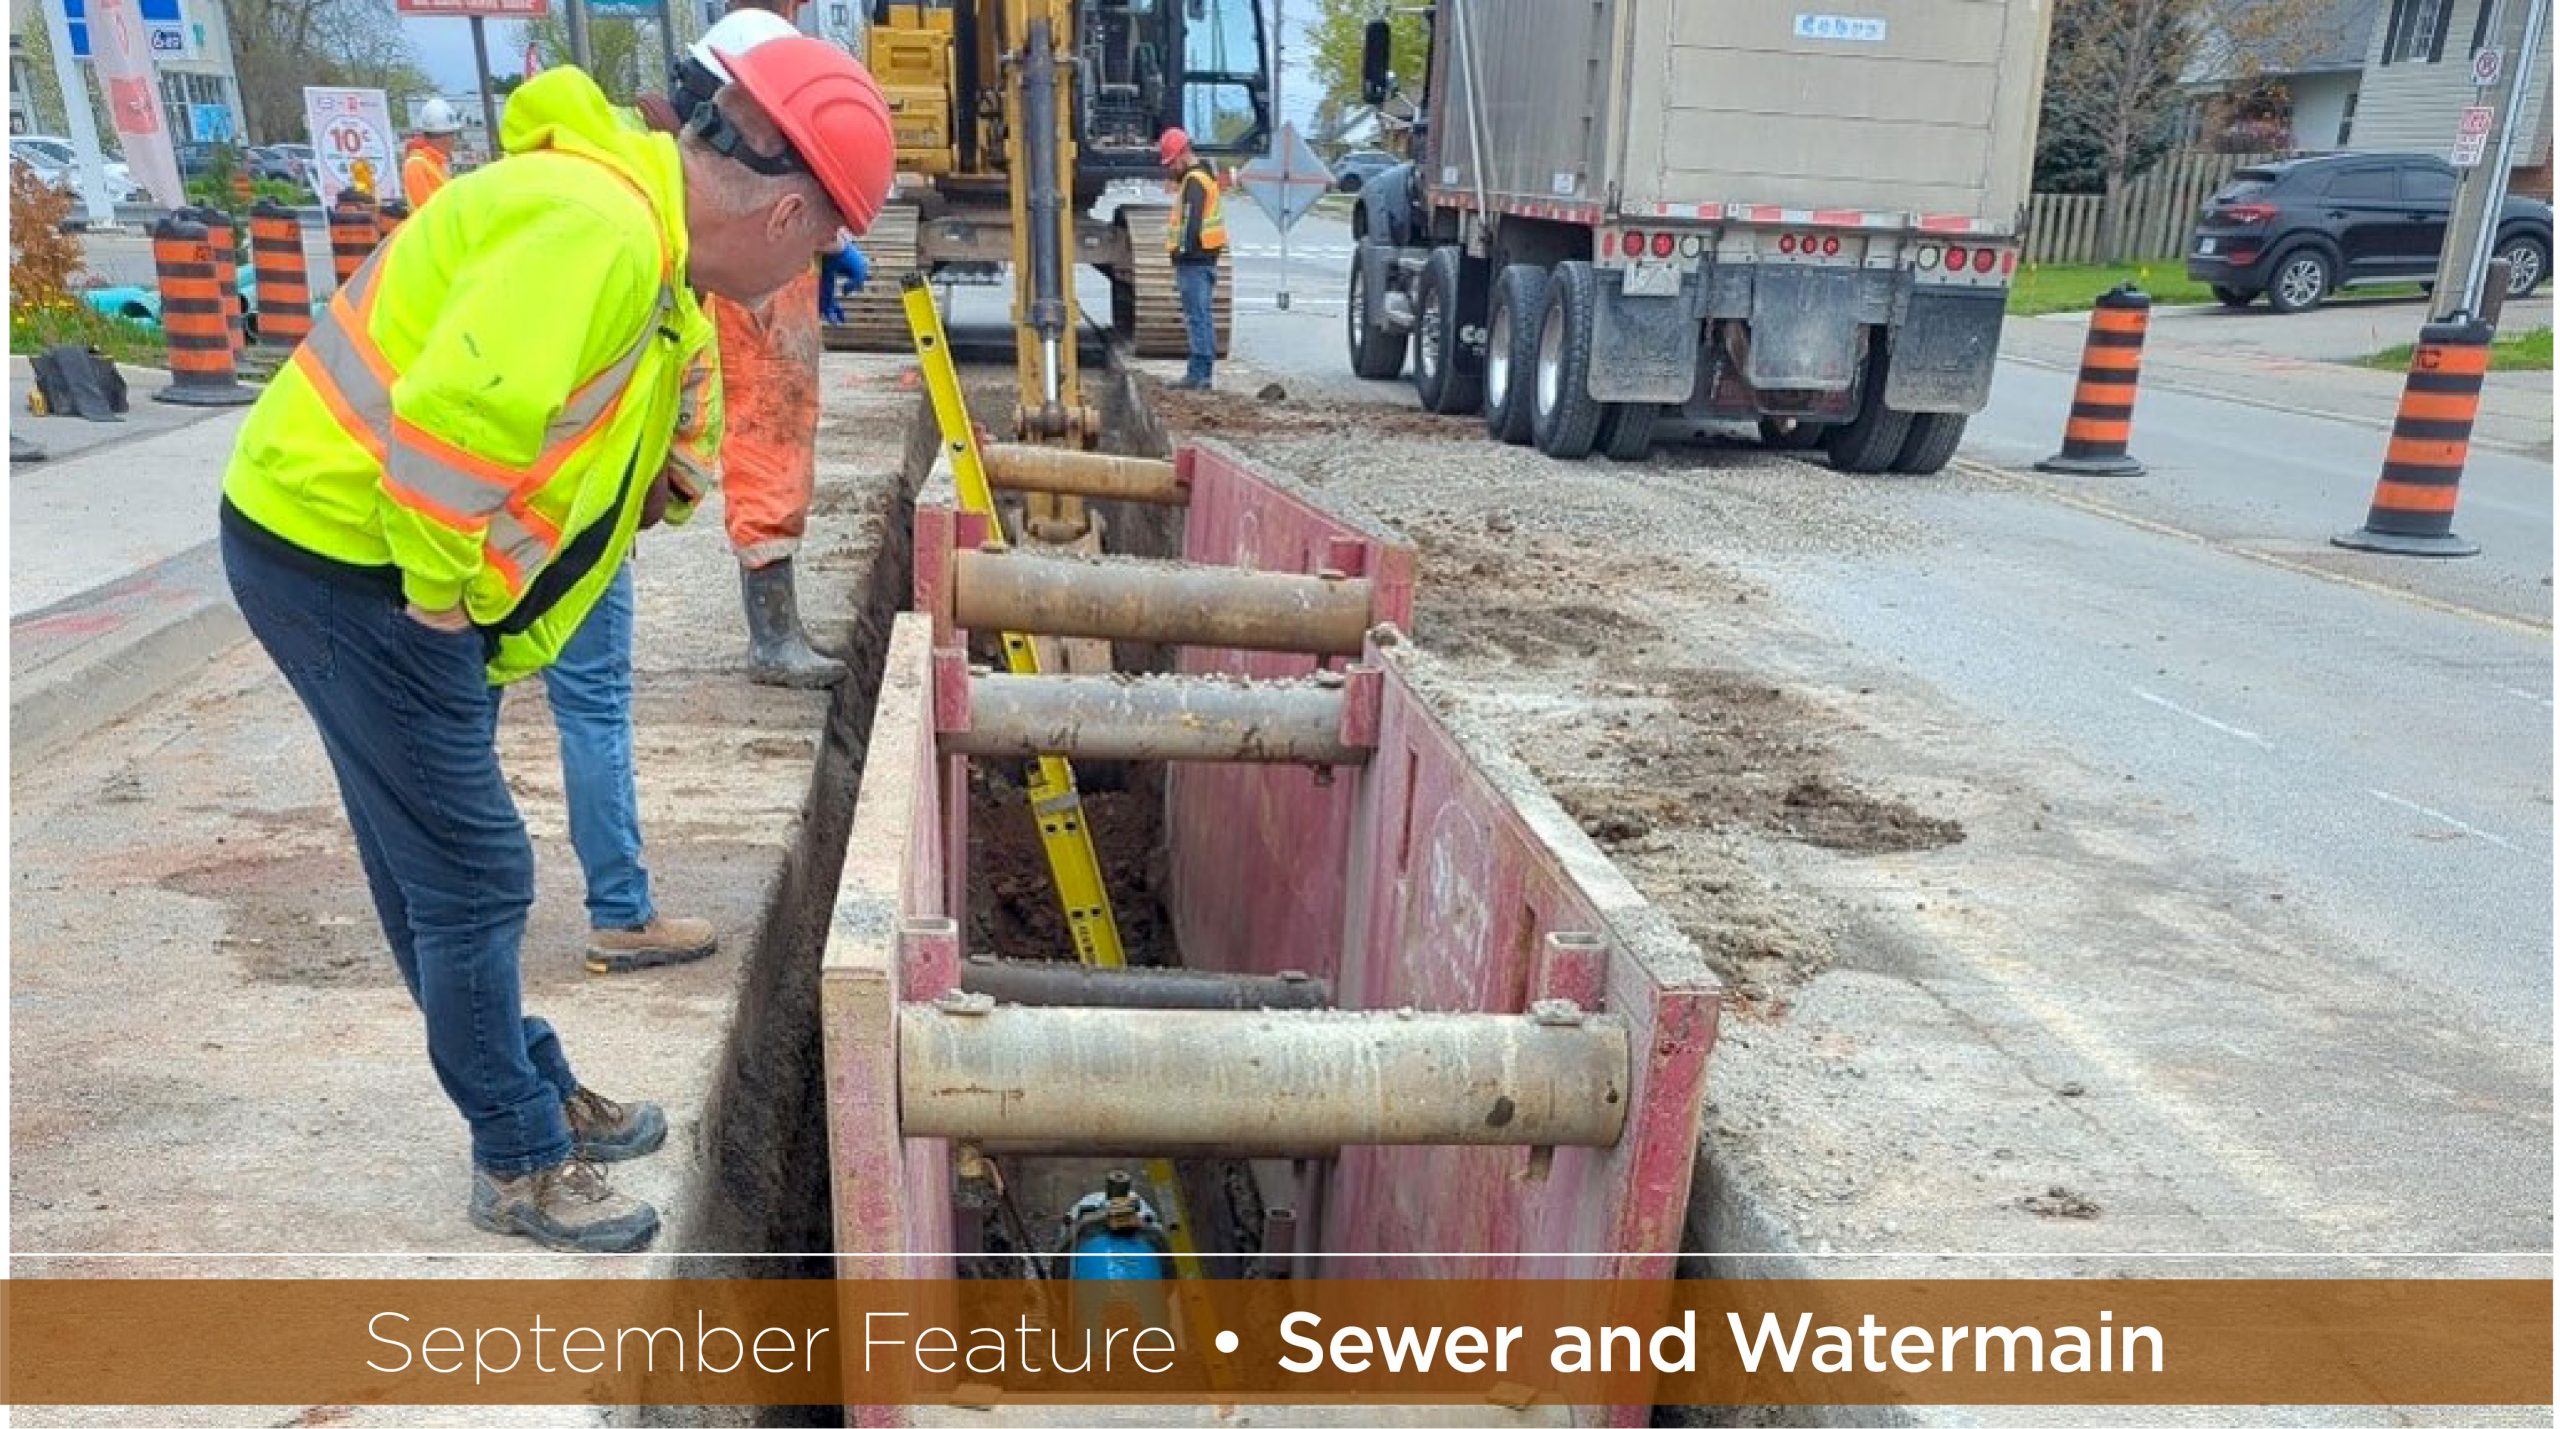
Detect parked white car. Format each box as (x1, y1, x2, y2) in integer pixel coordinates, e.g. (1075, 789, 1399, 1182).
(11, 135, 147, 202)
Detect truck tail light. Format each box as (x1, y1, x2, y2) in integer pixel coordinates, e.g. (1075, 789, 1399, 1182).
(1620, 230, 1648, 258)
(1652, 231, 1675, 258)
(1822, 235, 1842, 257)
(1777, 233, 1797, 254)
(1917, 245, 1940, 270)
(2002, 249, 2017, 274)
(1972, 246, 1997, 273)
(1945, 244, 1968, 270)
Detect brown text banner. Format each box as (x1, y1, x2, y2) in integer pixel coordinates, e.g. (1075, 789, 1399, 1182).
(0, 1278, 2546, 1407)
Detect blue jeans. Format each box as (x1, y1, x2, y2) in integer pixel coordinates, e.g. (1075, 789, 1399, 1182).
(222, 518, 577, 1176)
(542, 562, 655, 932)
(1177, 260, 1216, 384)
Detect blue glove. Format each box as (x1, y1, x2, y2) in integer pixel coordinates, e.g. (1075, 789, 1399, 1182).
(829, 241, 870, 294)
(818, 243, 867, 324)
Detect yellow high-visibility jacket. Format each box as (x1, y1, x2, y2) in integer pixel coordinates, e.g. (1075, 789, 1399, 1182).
(222, 66, 718, 683)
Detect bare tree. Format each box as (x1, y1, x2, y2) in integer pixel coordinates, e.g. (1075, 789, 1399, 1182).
(228, 0, 432, 142)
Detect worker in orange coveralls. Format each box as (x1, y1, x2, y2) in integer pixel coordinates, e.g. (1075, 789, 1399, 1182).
(645, 0, 855, 687)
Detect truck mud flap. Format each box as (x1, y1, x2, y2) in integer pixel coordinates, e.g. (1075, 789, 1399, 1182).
(1591, 270, 1700, 404)
(1886, 287, 2007, 414)
(1745, 266, 1864, 393)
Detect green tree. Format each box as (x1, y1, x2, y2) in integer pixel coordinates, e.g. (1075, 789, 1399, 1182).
(1305, 0, 1425, 123)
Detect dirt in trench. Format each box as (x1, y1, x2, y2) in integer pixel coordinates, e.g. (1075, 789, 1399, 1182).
(962, 758, 1175, 967)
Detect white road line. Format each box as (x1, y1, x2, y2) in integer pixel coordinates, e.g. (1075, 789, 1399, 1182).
(2129, 687, 2271, 748)
(2501, 685, 2553, 709)
(2367, 789, 2527, 855)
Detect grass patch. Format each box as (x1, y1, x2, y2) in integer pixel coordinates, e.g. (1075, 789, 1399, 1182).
(2009, 263, 2215, 316)
(2357, 325, 2553, 371)
(10, 300, 168, 368)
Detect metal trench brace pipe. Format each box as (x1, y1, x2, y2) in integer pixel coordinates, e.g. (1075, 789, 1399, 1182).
(981, 446, 1190, 506)
(945, 671, 1366, 765)
(899, 1000, 1630, 1153)
(949, 549, 1376, 656)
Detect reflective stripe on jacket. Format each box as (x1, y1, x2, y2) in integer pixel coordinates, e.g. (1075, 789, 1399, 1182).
(222, 68, 717, 684)
(1166, 166, 1227, 258)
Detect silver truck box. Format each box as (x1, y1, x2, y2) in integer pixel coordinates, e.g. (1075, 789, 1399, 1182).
(1433, 0, 2047, 228)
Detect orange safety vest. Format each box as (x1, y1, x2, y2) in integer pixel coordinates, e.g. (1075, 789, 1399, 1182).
(1165, 166, 1228, 256)
(402, 138, 451, 206)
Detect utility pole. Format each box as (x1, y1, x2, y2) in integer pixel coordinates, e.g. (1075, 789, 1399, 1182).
(2432, 0, 2549, 324)
(470, 16, 501, 150)
(565, 0, 596, 72)
(38, 0, 121, 227)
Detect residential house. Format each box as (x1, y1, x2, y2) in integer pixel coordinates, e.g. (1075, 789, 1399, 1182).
(2354, 0, 2550, 193)
(2185, 0, 2380, 152)
(2187, 0, 2550, 195)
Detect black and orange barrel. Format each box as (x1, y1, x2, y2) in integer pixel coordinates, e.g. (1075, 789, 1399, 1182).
(2035, 284, 2150, 478)
(2332, 319, 2490, 558)
(149, 215, 256, 408)
(249, 200, 312, 349)
(329, 193, 378, 289)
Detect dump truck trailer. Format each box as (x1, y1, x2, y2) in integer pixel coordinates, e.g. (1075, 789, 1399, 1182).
(1345, 0, 2052, 471)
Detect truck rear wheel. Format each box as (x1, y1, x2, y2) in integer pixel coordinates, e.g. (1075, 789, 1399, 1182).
(1889, 412, 1967, 475)
(1598, 403, 1656, 462)
(1531, 262, 1607, 460)
(1484, 263, 1548, 444)
(1413, 246, 1483, 415)
(1346, 240, 1409, 380)
(1823, 346, 1914, 474)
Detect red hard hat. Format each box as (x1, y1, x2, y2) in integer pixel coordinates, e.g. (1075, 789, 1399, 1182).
(714, 35, 895, 234)
(1158, 127, 1191, 164)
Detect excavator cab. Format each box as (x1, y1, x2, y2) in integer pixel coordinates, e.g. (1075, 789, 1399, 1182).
(1077, 0, 1269, 185)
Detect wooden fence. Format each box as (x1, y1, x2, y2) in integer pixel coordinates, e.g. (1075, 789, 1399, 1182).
(2025, 151, 2285, 265)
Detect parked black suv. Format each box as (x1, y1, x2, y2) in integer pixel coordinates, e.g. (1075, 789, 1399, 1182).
(2186, 152, 2550, 313)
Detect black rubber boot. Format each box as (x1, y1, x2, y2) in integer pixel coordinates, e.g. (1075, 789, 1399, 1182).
(741, 558, 846, 689)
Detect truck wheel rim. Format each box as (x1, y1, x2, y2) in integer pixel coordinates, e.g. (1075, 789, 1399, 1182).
(1419, 287, 1444, 381)
(1537, 302, 1564, 416)
(1488, 303, 1513, 409)
(2504, 242, 2541, 293)
(2278, 257, 2324, 307)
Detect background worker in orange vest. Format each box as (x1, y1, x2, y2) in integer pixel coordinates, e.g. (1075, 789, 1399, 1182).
(653, 0, 849, 687)
(402, 98, 463, 205)
(1160, 127, 1227, 390)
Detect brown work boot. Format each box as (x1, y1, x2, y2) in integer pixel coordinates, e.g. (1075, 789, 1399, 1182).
(565, 1085, 668, 1163)
(586, 914, 718, 974)
(468, 1158, 660, 1253)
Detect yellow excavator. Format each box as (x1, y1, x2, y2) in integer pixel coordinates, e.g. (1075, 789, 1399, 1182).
(838, 0, 1267, 451)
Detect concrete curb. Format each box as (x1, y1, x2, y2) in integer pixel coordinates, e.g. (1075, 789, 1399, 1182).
(10, 539, 246, 776)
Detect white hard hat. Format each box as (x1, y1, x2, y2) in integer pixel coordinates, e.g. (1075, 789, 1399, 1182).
(690, 9, 801, 82)
(415, 97, 462, 136)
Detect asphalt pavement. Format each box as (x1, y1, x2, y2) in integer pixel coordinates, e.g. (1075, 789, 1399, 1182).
(1206, 214, 2553, 1250)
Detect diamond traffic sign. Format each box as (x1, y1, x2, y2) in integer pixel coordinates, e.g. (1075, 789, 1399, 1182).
(1238, 122, 1335, 235)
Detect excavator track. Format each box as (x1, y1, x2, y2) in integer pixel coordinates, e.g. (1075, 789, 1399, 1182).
(822, 204, 923, 352)
(1118, 206, 1233, 360)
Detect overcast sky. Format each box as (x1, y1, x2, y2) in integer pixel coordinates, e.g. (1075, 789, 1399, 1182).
(400, 7, 1324, 135)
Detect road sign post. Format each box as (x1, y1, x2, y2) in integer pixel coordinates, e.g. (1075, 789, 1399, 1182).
(1238, 122, 1334, 311)
(2433, 0, 2549, 324)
